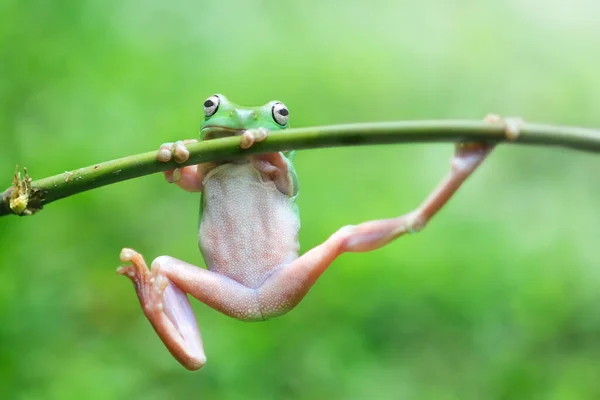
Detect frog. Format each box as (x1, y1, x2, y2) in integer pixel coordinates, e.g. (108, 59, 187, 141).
(117, 94, 500, 370)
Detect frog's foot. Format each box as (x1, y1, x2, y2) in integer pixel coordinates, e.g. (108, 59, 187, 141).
(452, 141, 494, 174)
(448, 114, 505, 174)
(117, 248, 206, 371)
(484, 113, 524, 141)
(157, 139, 198, 163)
(240, 127, 268, 149)
(117, 248, 169, 315)
(156, 139, 202, 185)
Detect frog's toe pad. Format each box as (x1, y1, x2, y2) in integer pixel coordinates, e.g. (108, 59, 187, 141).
(157, 141, 190, 163)
(118, 248, 148, 272)
(484, 113, 523, 141)
(118, 248, 170, 315)
(157, 143, 174, 162)
(173, 141, 190, 163)
(117, 248, 150, 289)
(240, 128, 269, 149)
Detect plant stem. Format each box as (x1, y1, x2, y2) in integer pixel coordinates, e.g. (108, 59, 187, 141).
(2, 120, 600, 217)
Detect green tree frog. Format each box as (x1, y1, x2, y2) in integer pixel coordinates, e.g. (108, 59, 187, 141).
(117, 94, 497, 370)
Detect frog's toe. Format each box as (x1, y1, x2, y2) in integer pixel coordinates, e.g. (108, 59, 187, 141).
(484, 113, 523, 141)
(117, 248, 150, 282)
(252, 127, 269, 142)
(118, 249, 170, 315)
(173, 141, 190, 163)
(240, 128, 269, 149)
(119, 247, 135, 262)
(119, 247, 145, 264)
(165, 168, 182, 183)
(157, 143, 174, 162)
(157, 140, 191, 163)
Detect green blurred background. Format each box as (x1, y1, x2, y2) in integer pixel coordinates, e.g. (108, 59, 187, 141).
(2, 0, 600, 399)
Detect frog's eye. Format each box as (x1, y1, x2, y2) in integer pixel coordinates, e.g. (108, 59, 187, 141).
(203, 95, 220, 117)
(272, 102, 289, 126)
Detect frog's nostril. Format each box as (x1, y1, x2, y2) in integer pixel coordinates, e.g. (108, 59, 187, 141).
(251, 111, 257, 119)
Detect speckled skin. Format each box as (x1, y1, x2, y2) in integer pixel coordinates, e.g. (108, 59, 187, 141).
(199, 163, 300, 288)
(117, 95, 500, 371)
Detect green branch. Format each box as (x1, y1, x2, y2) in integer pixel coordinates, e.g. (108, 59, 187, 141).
(2, 120, 600, 217)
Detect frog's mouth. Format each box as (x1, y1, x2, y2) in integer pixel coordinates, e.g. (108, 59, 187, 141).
(201, 126, 245, 140)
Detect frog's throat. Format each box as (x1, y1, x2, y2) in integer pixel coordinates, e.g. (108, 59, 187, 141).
(201, 126, 244, 140)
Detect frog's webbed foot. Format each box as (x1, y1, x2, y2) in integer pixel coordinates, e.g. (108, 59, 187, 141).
(117, 248, 206, 371)
(240, 127, 268, 149)
(118, 248, 168, 314)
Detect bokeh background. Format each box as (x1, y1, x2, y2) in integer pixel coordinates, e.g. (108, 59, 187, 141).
(2, 0, 600, 399)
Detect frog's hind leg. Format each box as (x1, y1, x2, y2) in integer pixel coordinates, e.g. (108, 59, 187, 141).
(121, 253, 270, 369)
(338, 140, 496, 250)
(150, 255, 265, 321)
(240, 140, 500, 318)
(117, 248, 206, 371)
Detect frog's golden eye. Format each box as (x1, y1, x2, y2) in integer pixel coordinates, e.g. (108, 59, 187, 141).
(203, 95, 220, 117)
(272, 102, 289, 126)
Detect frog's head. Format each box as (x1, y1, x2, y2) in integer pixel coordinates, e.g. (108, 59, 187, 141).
(200, 94, 289, 140)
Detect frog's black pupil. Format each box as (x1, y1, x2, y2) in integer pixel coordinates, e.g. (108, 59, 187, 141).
(278, 108, 289, 116)
(204, 99, 214, 107)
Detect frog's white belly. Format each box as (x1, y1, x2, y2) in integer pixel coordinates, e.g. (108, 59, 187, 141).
(198, 163, 300, 288)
